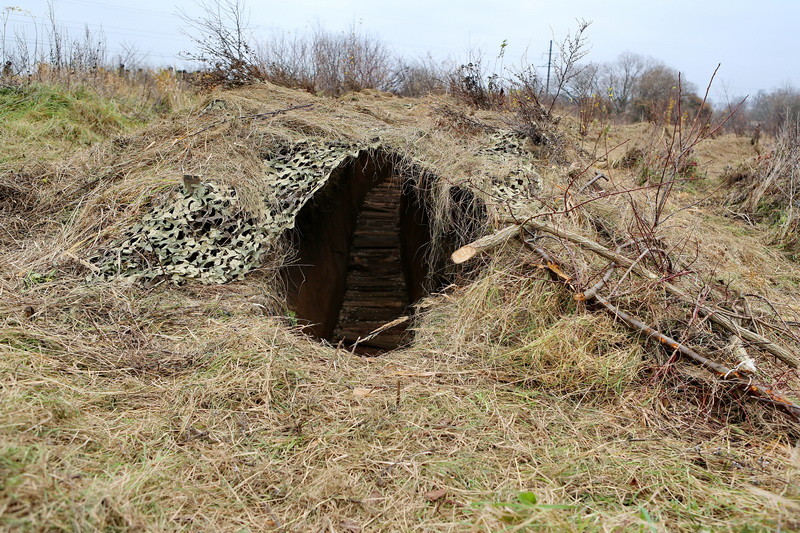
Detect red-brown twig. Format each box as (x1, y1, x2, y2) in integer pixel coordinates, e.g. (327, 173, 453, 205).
(520, 233, 800, 425)
(503, 216, 800, 369)
(592, 293, 800, 424)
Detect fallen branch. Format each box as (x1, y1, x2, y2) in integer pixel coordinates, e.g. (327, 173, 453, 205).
(520, 237, 800, 424)
(451, 225, 520, 264)
(520, 217, 799, 369)
(594, 292, 800, 423)
(351, 315, 410, 353)
(454, 219, 799, 369)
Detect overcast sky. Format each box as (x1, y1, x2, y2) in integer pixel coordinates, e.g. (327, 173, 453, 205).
(8, 0, 799, 100)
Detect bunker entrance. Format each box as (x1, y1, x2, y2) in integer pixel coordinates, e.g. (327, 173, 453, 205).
(284, 152, 434, 353)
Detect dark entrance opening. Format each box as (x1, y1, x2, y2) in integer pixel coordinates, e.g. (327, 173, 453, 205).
(283, 151, 434, 352)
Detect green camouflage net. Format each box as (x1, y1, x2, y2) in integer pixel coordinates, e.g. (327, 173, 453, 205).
(261, 140, 363, 230)
(480, 130, 531, 157)
(90, 183, 267, 284)
(480, 130, 541, 214)
(90, 140, 362, 284)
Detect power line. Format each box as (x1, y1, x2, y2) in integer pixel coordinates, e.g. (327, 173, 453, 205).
(7, 12, 179, 38)
(11, 2, 487, 59)
(47, 0, 177, 19)
(5, 13, 185, 42)
(7, 37, 179, 61)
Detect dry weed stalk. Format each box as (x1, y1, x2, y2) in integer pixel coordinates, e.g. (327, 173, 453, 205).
(645, 65, 743, 228)
(746, 116, 800, 239)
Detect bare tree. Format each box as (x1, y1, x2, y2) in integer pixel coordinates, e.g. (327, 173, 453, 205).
(547, 19, 592, 114)
(563, 61, 599, 101)
(505, 18, 592, 134)
(252, 21, 394, 95)
(114, 42, 149, 75)
(254, 31, 314, 90)
(1, 7, 13, 67)
(320, 21, 393, 93)
(449, 46, 506, 109)
(563, 62, 607, 135)
(179, 0, 258, 84)
(390, 54, 449, 96)
(5, 7, 41, 74)
(626, 60, 703, 123)
(597, 52, 648, 116)
(750, 84, 800, 134)
(46, 0, 64, 68)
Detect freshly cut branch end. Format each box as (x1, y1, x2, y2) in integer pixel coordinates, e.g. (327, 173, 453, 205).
(451, 224, 521, 264)
(451, 246, 478, 264)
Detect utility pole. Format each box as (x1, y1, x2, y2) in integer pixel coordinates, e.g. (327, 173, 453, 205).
(545, 39, 553, 94)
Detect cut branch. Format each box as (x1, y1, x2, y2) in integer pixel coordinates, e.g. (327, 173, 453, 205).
(520, 238, 800, 425)
(451, 225, 520, 264)
(473, 218, 800, 369)
(593, 292, 800, 424)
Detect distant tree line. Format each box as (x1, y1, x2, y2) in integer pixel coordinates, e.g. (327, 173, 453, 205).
(3, 1, 798, 135)
(721, 85, 800, 136)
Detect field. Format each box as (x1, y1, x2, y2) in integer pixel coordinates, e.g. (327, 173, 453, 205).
(1, 78, 799, 532)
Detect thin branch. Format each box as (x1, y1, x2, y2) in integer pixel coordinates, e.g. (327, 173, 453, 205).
(521, 238, 800, 425)
(455, 218, 800, 369)
(176, 103, 314, 141)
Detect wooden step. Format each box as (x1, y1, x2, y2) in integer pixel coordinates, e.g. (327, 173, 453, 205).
(334, 176, 411, 351)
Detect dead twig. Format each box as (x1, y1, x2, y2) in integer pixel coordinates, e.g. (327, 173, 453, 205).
(592, 292, 800, 424)
(350, 315, 410, 353)
(744, 293, 800, 346)
(520, 236, 800, 425)
(484, 218, 799, 369)
(177, 103, 314, 141)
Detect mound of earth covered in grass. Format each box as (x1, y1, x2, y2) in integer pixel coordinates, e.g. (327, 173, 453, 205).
(1, 81, 799, 531)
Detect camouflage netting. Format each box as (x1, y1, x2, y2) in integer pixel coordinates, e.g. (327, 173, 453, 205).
(480, 130, 542, 214)
(261, 140, 367, 229)
(89, 131, 541, 285)
(90, 182, 267, 284)
(90, 140, 364, 284)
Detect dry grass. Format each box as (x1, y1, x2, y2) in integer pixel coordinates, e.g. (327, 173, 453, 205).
(3, 273, 800, 531)
(416, 258, 642, 398)
(0, 71, 193, 169)
(2, 81, 800, 531)
(722, 117, 800, 255)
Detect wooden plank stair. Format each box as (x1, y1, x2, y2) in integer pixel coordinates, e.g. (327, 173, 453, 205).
(334, 176, 411, 351)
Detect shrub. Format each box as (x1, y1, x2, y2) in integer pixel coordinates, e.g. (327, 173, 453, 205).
(449, 55, 505, 109)
(390, 55, 449, 97)
(726, 113, 800, 252)
(179, 0, 261, 87)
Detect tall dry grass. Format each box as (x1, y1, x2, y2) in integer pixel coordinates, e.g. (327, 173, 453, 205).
(2, 79, 800, 531)
(724, 113, 800, 254)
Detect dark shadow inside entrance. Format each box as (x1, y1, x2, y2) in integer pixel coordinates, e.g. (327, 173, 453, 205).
(283, 151, 434, 352)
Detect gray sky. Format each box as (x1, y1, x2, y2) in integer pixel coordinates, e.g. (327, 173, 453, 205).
(8, 0, 799, 99)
